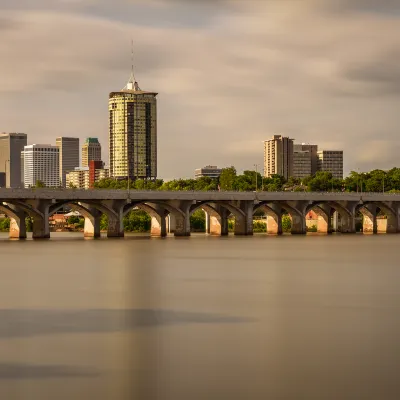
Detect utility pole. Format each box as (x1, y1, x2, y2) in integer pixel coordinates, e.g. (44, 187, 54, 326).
(4, 159, 9, 188)
(254, 164, 258, 192)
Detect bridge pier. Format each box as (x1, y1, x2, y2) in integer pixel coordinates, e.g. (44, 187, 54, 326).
(84, 215, 101, 238)
(9, 215, 27, 239)
(102, 200, 125, 238)
(234, 201, 253, 236)
(151, 215, 167, 237)
(316, 204, 332, 234)
(361, 205, 377, 234)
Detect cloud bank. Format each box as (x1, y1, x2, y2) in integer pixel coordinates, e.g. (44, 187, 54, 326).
(0, 0, 399, 178)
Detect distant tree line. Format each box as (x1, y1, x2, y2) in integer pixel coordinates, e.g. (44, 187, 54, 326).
(93, 167, 400, 193)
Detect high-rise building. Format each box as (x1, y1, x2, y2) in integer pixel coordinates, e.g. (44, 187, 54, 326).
(263, 135, 294, 179)
(22, 144, 60, 188)
(56, 137, 79, 187)
(194, 165, 222, 179)
(293, 143, 318, 179)
(317, 150, 344, 179)
(0, 132, 27, 188)
(109, 70, 157, 180)
(82, 137, 102, 167)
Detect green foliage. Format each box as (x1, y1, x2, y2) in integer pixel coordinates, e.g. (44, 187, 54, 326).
(0, 218, 10, 232)
(25, 217, 33, 232)
(35, 180, 46, 188)
(67, 216, 81, 225)
(307, 224, 317, 232)
(253, 220, 267, 233)
(100, 214, 108, 231)
(228, 219, 235, 232)
(92, 167, 400, 193)
(219, 166, 237, 190)
(123, 210, 151, 232)
(190, 209, 206, 232)
(94, 178, 164, 190)
(282, 215, 292, 232)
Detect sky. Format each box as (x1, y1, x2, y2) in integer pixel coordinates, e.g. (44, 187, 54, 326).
(0, 0, 399, 179)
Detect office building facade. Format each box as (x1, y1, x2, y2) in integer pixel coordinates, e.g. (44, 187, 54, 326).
(56, 137, 80, 187)
(109, 72, 157, 180)
(293, 143, 318, 179)
(317, 150, 344, 179)
(264, 135, 294, 179)
(194, 165, 222, 179)
(23, 144, 60, 188)
(0, 132, 27, 188)
(66, 163, 109, 189)
(82, 137, 102, 167)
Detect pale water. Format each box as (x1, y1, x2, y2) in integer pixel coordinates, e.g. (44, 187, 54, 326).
(0, 233, 400, 399)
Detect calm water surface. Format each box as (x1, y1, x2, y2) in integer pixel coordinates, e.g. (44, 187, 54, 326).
(1, 232, 400, 399)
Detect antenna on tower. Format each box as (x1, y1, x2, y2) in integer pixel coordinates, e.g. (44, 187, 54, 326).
(124, 39, 140, 91)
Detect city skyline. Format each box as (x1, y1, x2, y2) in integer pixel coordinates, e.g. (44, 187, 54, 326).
(0, 1, 399, 179)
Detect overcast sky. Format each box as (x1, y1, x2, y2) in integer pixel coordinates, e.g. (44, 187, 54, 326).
(1, 0, 399, 179)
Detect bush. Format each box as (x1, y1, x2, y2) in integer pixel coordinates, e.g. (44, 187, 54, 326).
(253, 220, 267, 233)
(282, 215, 292, 232)
(0, 218, 10, 232)
(190, 209, 206, 232)
(307, 224, 317, 232)
(123, 210, 151, 232)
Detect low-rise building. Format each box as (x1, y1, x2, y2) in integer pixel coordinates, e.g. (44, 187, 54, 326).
(194, 165, 222, 179)
(66, 163, 109, 189)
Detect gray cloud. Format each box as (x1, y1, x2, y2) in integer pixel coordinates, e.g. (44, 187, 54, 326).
(0, 1, 399, 178)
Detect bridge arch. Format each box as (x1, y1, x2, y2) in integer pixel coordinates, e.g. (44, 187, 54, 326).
(356, 201, 398, 234)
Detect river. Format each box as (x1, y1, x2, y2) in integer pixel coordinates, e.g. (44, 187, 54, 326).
(0, 232, 400, 399)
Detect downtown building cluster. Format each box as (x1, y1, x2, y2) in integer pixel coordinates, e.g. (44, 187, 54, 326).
(263, 135, 343, 180)
(0, 70, 158, 189)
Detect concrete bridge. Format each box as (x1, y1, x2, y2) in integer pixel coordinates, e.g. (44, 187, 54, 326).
(0, 188, 400, 239)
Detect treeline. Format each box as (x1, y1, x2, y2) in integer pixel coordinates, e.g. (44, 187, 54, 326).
(94, 167, 400, 193)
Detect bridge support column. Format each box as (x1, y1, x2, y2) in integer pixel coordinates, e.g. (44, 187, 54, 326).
(32, 217, 50, 239)
(166, 213, 176, 234)
(339, 214, 356, 233)
(234, 201, 253, 236)
(151, 215, 167, 237)
(102, 200, 125, 238)
(206, 206, 229, 236)
(8, 207, 27, 239)
(317, 204, 332, 234)
(28, 200, 51, 239)
(267, 215, 282, 235)
(84, 215, 101, 238)
(362, 208, 377, 234)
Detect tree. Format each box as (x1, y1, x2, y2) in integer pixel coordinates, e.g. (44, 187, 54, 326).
(219, 167, 237, 191)
(35, 180, 46, 188)
(190, 209, 206, 231)
(282, 214, 292, 232)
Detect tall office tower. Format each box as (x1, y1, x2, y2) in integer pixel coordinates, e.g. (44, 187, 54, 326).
(56, 137, 79, 187)
(317, 150, 344, 179)
(293, 143, 318, 179)
(22, 144, 60, 188)
(109, 68, 157, 180)
(263, 135, 294, 180)
(82, 137, 102, 167)
(0, 132, 27, 188)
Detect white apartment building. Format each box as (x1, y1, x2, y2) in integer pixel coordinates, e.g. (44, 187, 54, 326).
(66, 167, 90, 189)
(23, 144, 60, 188)
(263, 135, 294, 179)
(317, 150, 344, 179)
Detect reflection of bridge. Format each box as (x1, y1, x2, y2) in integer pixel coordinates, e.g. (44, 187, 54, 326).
(1, 189, 400, 238)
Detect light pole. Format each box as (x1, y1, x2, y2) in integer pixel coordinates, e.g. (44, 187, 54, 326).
(254, 164, 258, 192)
(383, 173, 385, 193)
(4, 159, 9, 188)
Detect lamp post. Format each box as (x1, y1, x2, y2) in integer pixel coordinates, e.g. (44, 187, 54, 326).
(4, 159, 9, 188)
(254, 164, 258, 192)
